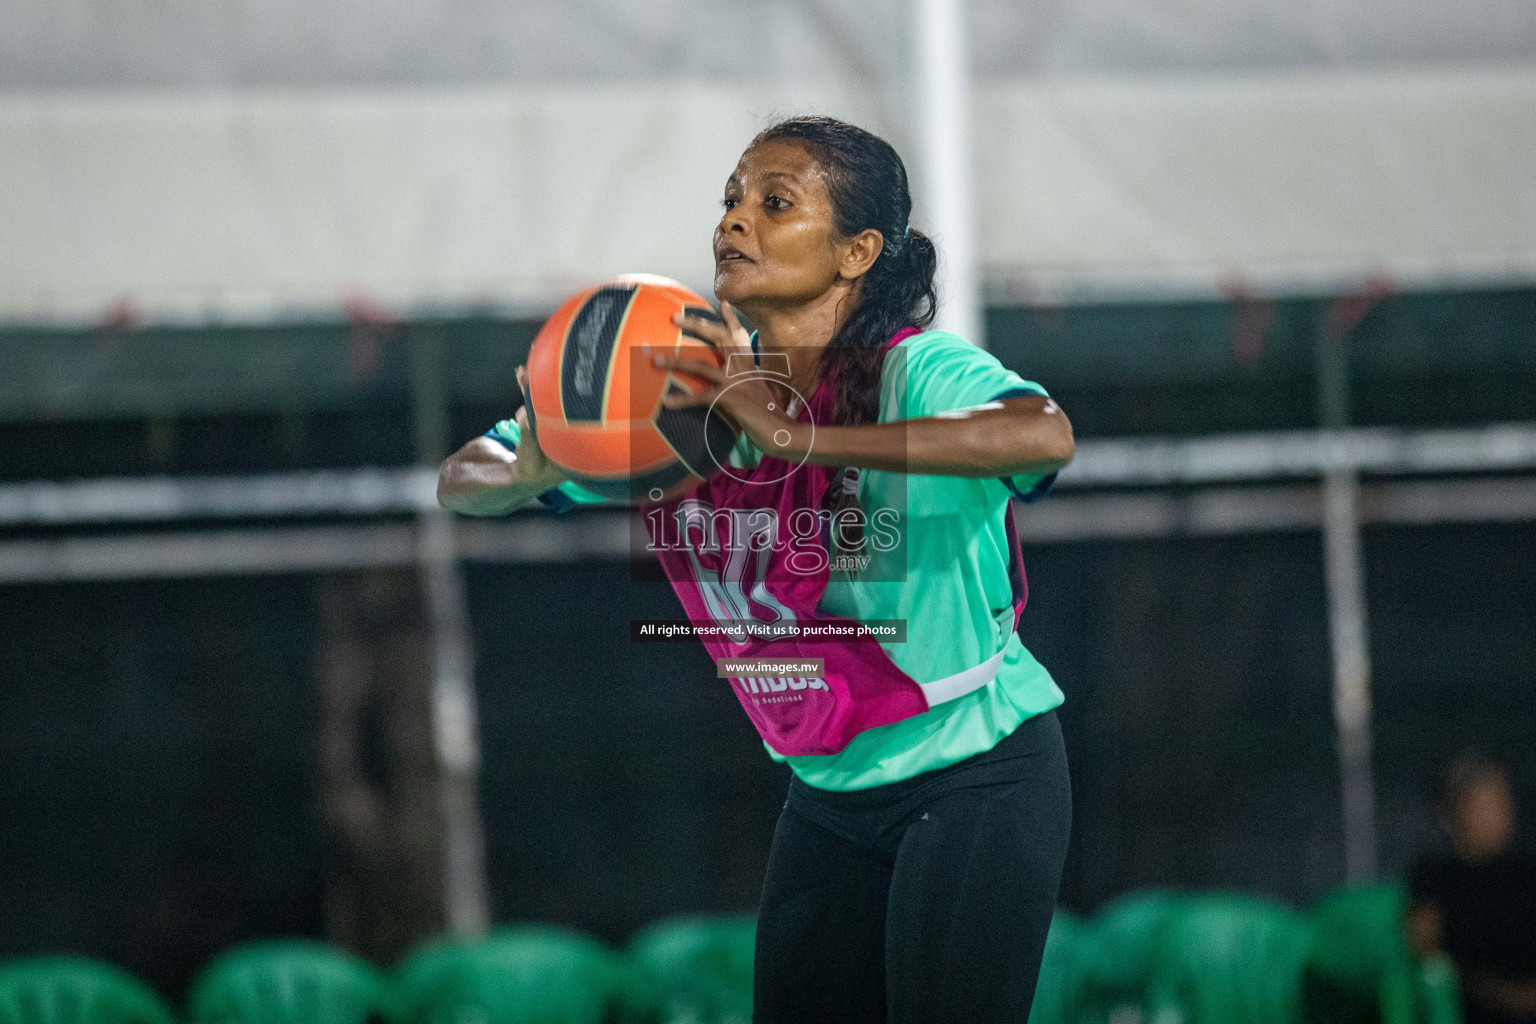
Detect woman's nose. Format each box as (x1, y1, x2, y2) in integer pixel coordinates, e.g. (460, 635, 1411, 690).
(719, 208, 750, 236)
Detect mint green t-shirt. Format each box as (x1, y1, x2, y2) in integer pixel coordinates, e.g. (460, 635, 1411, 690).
(484, 329, 1064, 791)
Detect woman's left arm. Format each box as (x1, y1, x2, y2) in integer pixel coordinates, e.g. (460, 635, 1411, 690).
(655, 304, 1074, 478)
(776, 392, 1074, 477)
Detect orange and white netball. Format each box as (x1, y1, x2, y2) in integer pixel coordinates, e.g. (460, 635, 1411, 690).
(524, 273, 741, 503)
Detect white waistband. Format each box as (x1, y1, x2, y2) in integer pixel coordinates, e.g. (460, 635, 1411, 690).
(918, 646, 1007, 707)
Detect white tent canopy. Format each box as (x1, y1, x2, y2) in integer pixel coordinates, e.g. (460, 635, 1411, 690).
(3, 68, 1534, 324)
(983, 69, 1536, 301)
(5, 0, 1536, 89)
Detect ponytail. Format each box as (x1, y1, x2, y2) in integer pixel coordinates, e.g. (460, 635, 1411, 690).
(820, 226, 938, 428)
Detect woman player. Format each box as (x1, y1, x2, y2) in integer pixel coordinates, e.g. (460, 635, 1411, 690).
(438, 116, 1076, 1023)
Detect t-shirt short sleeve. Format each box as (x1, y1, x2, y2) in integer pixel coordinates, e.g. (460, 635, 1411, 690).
(894, 330, 1058, 503)
(483, 418, 611, 513)
(726, 428, 762, 472)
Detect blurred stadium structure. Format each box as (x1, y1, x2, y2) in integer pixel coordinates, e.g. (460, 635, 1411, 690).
(7, 0, 1536, 321)
(2, 0, 1535, 1004)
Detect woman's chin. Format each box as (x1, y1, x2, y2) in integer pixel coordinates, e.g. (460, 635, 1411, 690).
(712, 266, 755, 305)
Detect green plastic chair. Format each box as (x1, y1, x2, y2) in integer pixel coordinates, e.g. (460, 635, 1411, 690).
(407, 926, 659, 1024)
(1142, 895, 1314, 1024)
(625, 914, 755, 1024)
(1307, 883, 1462, 1024)
(186, 939, 398, 1024)
(394, 936, 484, 1024)
(0, 957, 174, 1024)
(1075, 890, 1192, 1022)
(1027, 911, 1094, 1024)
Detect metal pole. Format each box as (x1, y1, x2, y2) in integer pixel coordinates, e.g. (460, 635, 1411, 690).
(914, 0, 983, 348)
(412, 325, 492, 932)
(1317, 313, 1378, 881)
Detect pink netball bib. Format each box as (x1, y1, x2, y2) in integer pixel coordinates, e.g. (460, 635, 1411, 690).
(644, 328, 1030, 756)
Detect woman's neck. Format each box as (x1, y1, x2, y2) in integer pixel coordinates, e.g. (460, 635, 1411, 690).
(742, 284, 858, 401)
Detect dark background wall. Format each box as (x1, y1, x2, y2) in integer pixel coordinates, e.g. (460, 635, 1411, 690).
(2, 287, 1534, 1000)
(2, 522, 1533, 999)
(4, 287, 1536, 483)
(0, 576, 325, 997)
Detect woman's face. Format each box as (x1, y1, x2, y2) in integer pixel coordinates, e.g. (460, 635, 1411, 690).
(712, 139, 861, 311)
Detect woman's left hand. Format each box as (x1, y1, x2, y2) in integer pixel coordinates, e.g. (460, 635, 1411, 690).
(652, 301, 807, 459)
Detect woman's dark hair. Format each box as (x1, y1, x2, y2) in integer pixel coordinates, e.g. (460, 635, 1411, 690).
(750, 116, 939, 431)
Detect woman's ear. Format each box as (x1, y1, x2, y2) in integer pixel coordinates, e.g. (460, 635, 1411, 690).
(838, 228, 886, 281)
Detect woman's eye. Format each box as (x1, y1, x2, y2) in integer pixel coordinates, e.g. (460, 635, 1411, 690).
(765, 195, 791, 211)
(721, 197, 739, 210)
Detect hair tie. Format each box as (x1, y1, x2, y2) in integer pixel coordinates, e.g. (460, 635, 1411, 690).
(903, 223, 911, 238)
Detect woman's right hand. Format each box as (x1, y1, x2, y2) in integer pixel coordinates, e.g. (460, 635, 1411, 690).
(511, 364, 565, 484)
(436, 364, 567, 515)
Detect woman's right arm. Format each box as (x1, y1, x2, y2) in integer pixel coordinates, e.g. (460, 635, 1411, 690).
(437, 366, 569, 516)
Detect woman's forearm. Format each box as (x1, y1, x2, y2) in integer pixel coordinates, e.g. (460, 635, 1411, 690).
(780, 395, 1074, 477)
(437, 437, 567, 516)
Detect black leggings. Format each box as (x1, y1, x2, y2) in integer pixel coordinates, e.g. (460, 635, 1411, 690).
(753, 709, 1073, 1024)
